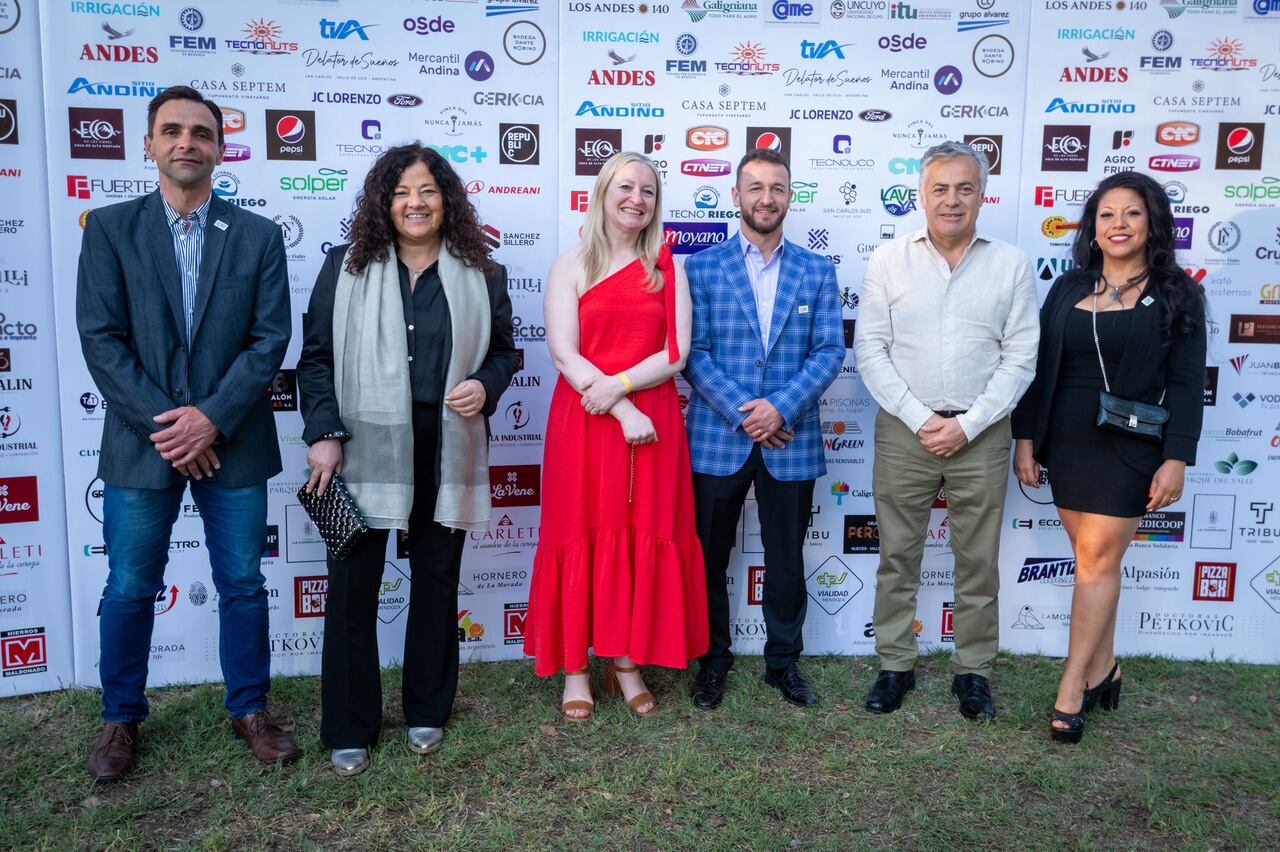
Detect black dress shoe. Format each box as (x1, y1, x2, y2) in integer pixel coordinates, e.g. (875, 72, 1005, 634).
(763, 661, 819, 708)
(691, 666, 729, 711)
(951, 673, 996, 721)
(864, 669, 915, 714)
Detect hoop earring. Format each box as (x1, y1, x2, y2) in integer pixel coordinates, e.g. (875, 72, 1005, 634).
(1090, 238, 1100, 253)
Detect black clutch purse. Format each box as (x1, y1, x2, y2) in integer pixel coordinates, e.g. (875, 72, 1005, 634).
(1096, 391, 1169, 443)
(296, 475, 369, 560)
(1090, 290, 1168, 444)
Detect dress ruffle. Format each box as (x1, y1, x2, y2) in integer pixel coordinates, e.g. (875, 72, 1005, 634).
(525, 527, 708, 676)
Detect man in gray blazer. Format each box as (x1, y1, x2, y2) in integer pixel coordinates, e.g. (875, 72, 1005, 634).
(76, 86, 296, 781)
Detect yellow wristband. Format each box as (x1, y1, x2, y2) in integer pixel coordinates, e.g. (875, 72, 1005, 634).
(618, 371, 634, 394)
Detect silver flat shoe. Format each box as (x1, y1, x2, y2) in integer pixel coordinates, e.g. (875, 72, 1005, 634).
(406, 726, 443, 755)
(330, 748, 369, 776)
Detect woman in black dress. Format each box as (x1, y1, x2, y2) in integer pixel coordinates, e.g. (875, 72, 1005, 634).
(1011, 171, 1205, 743)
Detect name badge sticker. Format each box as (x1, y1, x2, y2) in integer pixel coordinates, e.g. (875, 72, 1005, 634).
(1141, 295, 1154, 307)
(214, 219, 228, 231)
(798, 305, 809, 314)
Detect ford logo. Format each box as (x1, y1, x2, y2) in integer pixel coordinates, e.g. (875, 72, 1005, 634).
(858, 109, 891, 122)
(387, 93, 423, 107)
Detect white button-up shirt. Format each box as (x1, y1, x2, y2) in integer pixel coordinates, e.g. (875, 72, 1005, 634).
(740, 230, 783, 352)
(854, 228, 1040, 441)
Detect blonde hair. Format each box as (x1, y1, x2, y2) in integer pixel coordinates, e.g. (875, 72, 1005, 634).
(581, 151, 665, 291)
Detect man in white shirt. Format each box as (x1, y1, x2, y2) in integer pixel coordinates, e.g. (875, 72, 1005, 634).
(853, 141, 1038, 720)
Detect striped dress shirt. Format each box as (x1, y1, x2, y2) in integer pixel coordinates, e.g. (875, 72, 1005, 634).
(160, 194, 211, 343)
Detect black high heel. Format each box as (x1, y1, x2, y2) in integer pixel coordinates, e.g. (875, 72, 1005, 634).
(1049, 705, 1085, 744)
(1082, 662, 1120, 713)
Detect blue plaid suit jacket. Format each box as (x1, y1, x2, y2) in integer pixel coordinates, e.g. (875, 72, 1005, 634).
(683, 235, 844, 481)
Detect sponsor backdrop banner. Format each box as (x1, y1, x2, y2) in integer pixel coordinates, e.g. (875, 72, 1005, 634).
(1, 0, 76, 697)
(1, 0, 1273, 695)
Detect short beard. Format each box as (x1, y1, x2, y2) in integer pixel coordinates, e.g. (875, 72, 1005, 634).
(742, 206, 785, 235)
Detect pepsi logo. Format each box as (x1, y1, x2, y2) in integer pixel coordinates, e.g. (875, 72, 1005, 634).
(276, 115, 306, 144)
(755, 132, 782, 151)
(1226, 127, 1254, 155)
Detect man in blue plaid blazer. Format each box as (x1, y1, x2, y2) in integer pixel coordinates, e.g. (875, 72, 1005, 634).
(683, 149, 843, 710)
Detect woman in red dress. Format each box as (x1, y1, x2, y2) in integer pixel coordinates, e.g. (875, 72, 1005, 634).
(525, 152, 709, 718)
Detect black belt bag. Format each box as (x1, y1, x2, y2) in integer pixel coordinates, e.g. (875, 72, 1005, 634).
(1091, 291, 1167, 444)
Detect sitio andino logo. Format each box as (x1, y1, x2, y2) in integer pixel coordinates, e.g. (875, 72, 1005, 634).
(1, 626, 47, 677)
(1016, 557, 1076, 586)
(0, 476, 37, 524)
(489, 464, 540, 507)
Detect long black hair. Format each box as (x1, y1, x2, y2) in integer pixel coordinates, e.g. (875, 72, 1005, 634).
(1071, 170, 1204, 337)
(345, 144, 494, 275)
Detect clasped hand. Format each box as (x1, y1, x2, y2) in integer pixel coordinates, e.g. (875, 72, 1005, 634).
(579, 373, 627, 415)
(151, 406, 220, 479)
(740, 398, 792, 449)
(917, 415, 968, 458)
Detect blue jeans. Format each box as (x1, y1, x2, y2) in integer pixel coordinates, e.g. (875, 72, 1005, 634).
(100, 480, 270, 723)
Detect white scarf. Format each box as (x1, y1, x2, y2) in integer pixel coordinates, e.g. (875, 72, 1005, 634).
(332, 243, 492, 531)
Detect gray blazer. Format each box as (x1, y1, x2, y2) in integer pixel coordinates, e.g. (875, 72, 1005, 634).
(76, 190, 291, 489)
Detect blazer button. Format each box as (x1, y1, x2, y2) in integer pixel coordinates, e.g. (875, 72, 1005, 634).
(173, 389, 183, 398)
(755, 359, 764, 368)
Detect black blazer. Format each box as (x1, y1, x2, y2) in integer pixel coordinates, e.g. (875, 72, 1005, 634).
(297, 243, 519, 444)
(76, 191, 291, 489)
(1011, 268, 1206, 470)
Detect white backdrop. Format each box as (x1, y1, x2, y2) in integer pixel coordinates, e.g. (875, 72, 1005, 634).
(0, 0, 1276, 697)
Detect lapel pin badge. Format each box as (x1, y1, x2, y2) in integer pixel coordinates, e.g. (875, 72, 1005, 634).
(798, 305, 809, 314)
(214, 219, 228, 231)
(1141, 295, 1154, 307)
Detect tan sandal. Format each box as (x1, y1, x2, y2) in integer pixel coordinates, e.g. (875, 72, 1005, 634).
(561, 668, 594, 721)
(604, 660, 658, 717)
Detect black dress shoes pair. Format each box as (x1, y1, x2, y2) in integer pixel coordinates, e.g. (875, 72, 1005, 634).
(691, 661, 819, 709)
(863, 670, 996, 721)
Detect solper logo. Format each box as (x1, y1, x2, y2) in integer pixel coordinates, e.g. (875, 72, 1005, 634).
(266, 110, 316, 161)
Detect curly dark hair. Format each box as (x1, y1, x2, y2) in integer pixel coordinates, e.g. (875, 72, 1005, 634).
(1071, 170, 1204, 338)
(345, 144, 494, 275)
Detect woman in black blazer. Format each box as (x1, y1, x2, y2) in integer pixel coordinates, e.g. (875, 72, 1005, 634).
(1011, 171, 1205, 744)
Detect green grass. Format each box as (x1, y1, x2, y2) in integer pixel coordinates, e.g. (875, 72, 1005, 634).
(1, 653, 1276, 850)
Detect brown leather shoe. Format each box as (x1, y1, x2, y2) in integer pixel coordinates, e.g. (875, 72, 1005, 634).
(231, 710, 300, 763)
(87, 722, 139, 782)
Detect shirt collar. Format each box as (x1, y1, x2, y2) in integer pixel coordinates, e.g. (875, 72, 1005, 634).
(910, 227, 990, 252)
(739, 229, 784, 261)
(161, 193, 212, 229)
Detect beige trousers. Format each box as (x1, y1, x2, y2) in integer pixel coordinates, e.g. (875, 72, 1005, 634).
(870, 410, 1011, 677)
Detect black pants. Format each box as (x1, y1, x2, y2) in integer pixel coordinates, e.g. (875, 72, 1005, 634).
(693, 445, 815, 672)
(320, 404, 465, 748)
